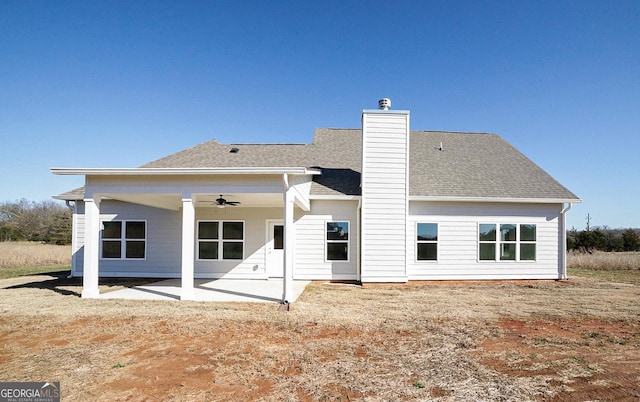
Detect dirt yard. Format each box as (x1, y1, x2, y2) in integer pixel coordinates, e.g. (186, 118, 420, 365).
(1, 271, 639, 401)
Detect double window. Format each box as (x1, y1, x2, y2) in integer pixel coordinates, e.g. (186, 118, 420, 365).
(197, 221, 244, 260)
(326, 221, 349, 261)
(101, 221, 146, 259)
(479, 223, 536, 261)
(416, 223, 438, 261)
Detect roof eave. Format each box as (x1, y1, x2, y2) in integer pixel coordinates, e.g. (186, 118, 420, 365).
(51, 167, 322, 176)
(52, 195, 82, 201)
(410, 196, 582, 204)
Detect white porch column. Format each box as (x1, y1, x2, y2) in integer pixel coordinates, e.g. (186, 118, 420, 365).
(282, 189, 295, 303)
(82, 197, 100, 298)
(181, 197, 196, 301)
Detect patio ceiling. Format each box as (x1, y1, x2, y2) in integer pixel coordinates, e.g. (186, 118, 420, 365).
(102, 192, 286, 211)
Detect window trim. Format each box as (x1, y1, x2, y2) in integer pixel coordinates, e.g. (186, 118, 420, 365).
(478, 223, 537, 262)
(100, 220, 147, 260)
(325, 220, 350, 262)
(196, 220, 245, 261)
(416, 222, 438, 262)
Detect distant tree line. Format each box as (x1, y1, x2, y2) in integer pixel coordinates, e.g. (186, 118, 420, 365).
(0, 199, 72, 244)
(568, 226, 640, 253)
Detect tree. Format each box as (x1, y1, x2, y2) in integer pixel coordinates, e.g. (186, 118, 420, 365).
(576, 228, 606, 253)
(0, 199, 72, 244)
(622, 229, 640, 252)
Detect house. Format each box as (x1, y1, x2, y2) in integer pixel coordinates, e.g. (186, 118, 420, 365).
(52, 99, 580, 302)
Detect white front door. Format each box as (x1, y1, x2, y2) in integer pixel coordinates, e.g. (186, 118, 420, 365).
(266, 220, 284, 278)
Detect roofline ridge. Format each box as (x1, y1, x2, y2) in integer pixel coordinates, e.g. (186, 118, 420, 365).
(410, 130, 499, 135)
(222, 142, 307, 145)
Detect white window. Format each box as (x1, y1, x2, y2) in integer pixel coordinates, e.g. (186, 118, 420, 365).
(101, 220, 146, 259)
(416, 223, 438, 261)
(479, 223, 536, 262)
(197, 221, 244, 260)
(326, 221, 349, 261)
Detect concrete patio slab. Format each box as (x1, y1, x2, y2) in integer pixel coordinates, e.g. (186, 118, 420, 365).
(100, 279, 310, 303)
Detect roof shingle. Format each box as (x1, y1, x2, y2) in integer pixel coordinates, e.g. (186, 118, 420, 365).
(58, 128, 579, 201)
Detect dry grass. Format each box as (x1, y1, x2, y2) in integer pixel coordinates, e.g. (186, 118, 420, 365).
(0, 241, 71, 269)
(1, 272, 639, 401)
(568, 251, 640, 285)
(567, 250, 640, 270)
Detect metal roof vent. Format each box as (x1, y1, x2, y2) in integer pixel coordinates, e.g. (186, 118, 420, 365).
(378, 98, 391, 110)
(229, 147, 239, 153)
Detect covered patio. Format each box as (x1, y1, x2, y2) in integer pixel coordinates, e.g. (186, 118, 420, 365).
(101, 278, 311, 302)
(51, 167, 320, 303)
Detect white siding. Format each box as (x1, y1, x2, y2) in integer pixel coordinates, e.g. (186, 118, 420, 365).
(71, 201, 85, 276)
(361, 110, 410, 282)
(72, 199, 358, 280)
(75, 202, 287, 279)
(84, 201, 183, 277)
(194, 207, 283, 279)
(294, 200, 359, 280)
(71, 197, 359, 280)
(407, 202, 563, 280)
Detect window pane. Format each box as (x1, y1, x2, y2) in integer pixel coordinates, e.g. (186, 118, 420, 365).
(198, 222, 219, 239)
(273, 225, 283, 250)
(102, 240, 121, 258)
(103, 221, 122, 239)
(199, 242, 218, 259)
(417, 223, 438, 241)
(479, 243, 495, 260)
(223, 242, 243, 259)
(520, 224, 536, 241)
(327, 222, 349, 240)
(417, 243, 437, 260)
(500, 224, 516, 241)
(126, 221, 145, 239)
(479, 224, 496, 241)
(327, 242, 348, 260)
(500, 243, 516, 260)
(223, 222, 243, 240)
(521, 244, 536, 260)
(126, 241, 145, 258)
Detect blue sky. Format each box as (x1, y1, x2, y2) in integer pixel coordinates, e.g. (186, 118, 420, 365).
(1, 0, 638, 229)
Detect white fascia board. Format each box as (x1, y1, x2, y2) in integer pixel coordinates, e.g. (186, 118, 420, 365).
(52, 194, 83, 201)
(409, 196, 582, 204)
(51, 167, 322, 176)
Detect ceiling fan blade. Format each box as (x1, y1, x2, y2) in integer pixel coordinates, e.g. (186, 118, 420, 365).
(213, 195, 240, 206)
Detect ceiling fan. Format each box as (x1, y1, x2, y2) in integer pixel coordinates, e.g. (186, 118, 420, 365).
(215, 195, 241, 208)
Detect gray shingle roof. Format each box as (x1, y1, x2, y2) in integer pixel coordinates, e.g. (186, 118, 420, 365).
(142, 140, 309, 168)
(141, 128, 578, 201)
(53, 186, 85, 200)
(409, 131, 579, 200)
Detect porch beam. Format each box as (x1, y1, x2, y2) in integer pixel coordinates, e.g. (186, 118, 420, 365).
(82, 197, 100, 298)
(181, 197, 195, 300)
